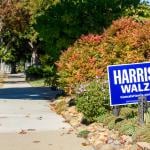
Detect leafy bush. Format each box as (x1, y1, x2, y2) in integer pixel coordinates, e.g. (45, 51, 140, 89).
(43, 65, 58, 87)
(76, 78, 109, 122)
(40, 55, 58, 87)
(56, 34, 104, 93)
(101, 17, 150, 67)
(57, 17, 150, 93)
(25, 65, 43, 80)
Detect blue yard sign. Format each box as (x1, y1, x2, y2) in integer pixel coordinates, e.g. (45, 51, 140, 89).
(107, 62, 150, 106)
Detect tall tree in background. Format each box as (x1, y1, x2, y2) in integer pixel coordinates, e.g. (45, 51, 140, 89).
(124, 1, 150, 19)
(35, 0, 140, 61)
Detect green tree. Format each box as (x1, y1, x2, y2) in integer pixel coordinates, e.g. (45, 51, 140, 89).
(124, 1, 150, 19)
(0, 0, 31, 73)
(35, 0, 140, 61)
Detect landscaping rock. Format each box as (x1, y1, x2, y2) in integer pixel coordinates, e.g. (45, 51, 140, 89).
(94, 143, 103, 150)
(120, 135, 133, 145)
(95, 144, 116, 150)
(62, 111, 72, 122)
(113, 140, 121, 145)
(137, 142, 150, 150)
(69, 119, 80, 127)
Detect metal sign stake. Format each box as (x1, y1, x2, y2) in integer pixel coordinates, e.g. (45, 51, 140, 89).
(138, 96, 148, 125)
(112, 106, 120, 117)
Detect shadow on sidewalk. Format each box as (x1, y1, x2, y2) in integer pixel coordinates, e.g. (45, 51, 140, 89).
(0, 87, 61, 100)
(3, 81, 26, 84)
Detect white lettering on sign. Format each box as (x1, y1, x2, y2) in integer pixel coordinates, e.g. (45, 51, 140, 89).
(113, 67, 150, 94)
(129, 69, 136, 83)
(121, 83, 150, 94)
(113, 70, 121, 85)
(113, 67, 150, 85)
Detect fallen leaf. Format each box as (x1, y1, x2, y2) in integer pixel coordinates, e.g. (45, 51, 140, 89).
(18, 130, 27, 134)
(25, 115, 30, 118)
(81, 142, 89, 146)
(60, 133, 65, 136)
(33, 141, 40, 143)
(37, 117, 43, 120)
(0, 116, 8, 118)
(27, 129, 36, 131)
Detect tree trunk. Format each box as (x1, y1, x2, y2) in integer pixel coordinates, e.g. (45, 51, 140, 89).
(31, 50, 39, 66)
(10, 62, 16, 74)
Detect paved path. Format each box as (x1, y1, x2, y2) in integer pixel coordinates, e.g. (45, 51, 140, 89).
(0, 73, 93, 150)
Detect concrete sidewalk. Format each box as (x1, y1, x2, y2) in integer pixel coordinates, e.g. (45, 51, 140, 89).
(0, 73, 93, 150)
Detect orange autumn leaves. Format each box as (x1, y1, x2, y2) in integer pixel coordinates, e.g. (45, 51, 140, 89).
(102, 17, 150, 64)
(56, 34, 104, 92)
(56, 17, 150, 93)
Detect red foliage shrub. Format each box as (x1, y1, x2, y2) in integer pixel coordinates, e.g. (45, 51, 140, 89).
(56, 34, 104, 93)
(101, 17, 150, 67)
(56, 17, 150, 93)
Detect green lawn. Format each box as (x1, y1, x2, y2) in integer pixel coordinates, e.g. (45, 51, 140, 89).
(28, 78, 45, 87)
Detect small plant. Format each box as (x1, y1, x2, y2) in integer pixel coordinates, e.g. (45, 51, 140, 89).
(120, 107, 137, 119)
(96, 113, 110, 123)
(135, 124, 150, 142)
(108, 119, 116, 130)
(102, 114, 116, 126)
(119, 124, 136, 136)
(76, 78, 109, 122)
(77, 130, 90, 139)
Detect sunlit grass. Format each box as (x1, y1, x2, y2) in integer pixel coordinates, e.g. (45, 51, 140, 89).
(28, 78, 45, 87)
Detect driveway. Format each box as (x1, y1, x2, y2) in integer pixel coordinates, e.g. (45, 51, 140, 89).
(0, 73, 93, 150)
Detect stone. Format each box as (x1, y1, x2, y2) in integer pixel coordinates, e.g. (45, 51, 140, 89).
(110, 133, 119, 139)
(120, 135, 133, 145)
(68, 106, 77, 114)
(98, 128, 106, 132)
(97, 134, 108, 143)
(126, 137, 133, 145)
(137, 142, 150, 150)
(95, 144, 116, 150)
(62, 111, 72, 121)
(106, 137, 114, 144)
(70, 119, 80, 127)
(94, 143, 103, 150)
(113, 140, 121, 145)
(130, 144, 138, 150)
